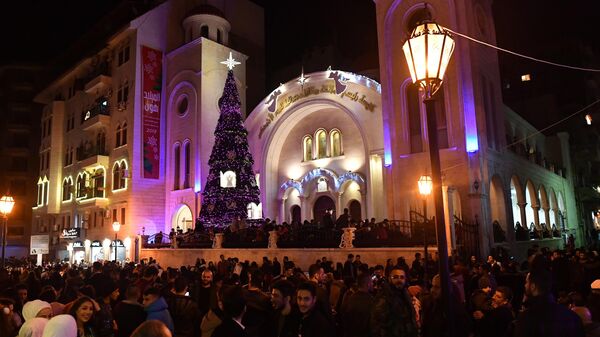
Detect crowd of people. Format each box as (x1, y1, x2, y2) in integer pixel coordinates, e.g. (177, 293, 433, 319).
(1, 245, 599, 337)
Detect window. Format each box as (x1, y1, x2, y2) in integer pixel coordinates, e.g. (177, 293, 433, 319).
(200, 25, 209, 38)
(112, 209, 117, 223)
(37, 178, 43, 206)
(183, 142, 190, 189)
(220, 171, 236, 188)
(116, 125, 122, 147)
(121, 122, 127, 146)
(217, 29, 222, 44)
(407, 82, 423, 153)
(92, 168, 104, 198)
(303, 136, 313, 161)
(96, 131, 106, 153)
(315, 129, 327, 159)
(76, 173, 88, 198)
(317, 177, 328, 192)
(174, 144, 181, 190)
(118, 43, 130, 66)
(177, 96, 189, 116)
(117, 81, 129, 109)
(121, 207, 126, 225)
(62, 178, 73, 201)
(112, 160, 128, 190)
(435, 89, 449, 149)
(43, 178, 49, 206)
(330, 130, 342, 157)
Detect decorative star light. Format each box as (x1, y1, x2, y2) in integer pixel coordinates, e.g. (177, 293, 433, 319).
(220, 52, 241, 70)
(297, 67, 309, 87)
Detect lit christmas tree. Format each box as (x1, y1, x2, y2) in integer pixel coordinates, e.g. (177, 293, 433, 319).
(200, 64, 260, 226)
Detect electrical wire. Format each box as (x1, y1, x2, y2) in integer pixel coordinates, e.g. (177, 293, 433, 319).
(446, 28, 600, 73)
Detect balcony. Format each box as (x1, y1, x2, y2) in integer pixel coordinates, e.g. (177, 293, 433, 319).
(81, 99, 111, 132)
(77, 144, 109, 169)
(84, 62, 112, 94)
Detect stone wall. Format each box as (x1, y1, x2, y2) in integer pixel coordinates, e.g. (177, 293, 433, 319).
(140, 247, 437, 270)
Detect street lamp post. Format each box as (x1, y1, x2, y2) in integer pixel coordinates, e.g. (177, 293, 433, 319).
(0, 195, 15, 269)
(418, 175, 433, 284)
(112, 221, 121, 263)
(403, 17, 455, 335)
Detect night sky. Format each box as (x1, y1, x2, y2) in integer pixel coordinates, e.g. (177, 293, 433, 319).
(1, 0, 598, 132)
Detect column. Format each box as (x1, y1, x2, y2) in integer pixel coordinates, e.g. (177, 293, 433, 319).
(336, 192, 343, 216)
(299, 196, 307, 221)
(280, 198, 287, 224)
(543, 207, 551, 226)
(518, 202, 528, 229)
(532, 206, 540, 228)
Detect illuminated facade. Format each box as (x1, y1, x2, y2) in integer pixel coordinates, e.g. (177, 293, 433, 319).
(33, 0, 582, 261)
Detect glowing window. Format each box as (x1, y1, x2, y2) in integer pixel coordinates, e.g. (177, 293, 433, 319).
(317, 177, 328, 192)
(220, 171, 236, 188)
(316, 130, 327, 158)
(330, 130, 342, 157)
(303, 136, 313, 161)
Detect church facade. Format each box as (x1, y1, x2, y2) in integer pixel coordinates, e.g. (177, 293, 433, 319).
(32, 0, 581, 262)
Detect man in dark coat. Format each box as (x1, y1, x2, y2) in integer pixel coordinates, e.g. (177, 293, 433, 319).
(513, 269, 584, 337)
(474, 286, 514, 337)
(166, 276, 201, 337)
(114, 285, 146, 337)
(296, 282, 334, 337)
(270, 280, 300, 337)
(371, 267, 417, 337)
(341, 273, 375, 337)
(213, 285, 248, 337)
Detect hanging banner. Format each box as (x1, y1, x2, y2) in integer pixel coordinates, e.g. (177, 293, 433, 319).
(141, 45, 163, 179)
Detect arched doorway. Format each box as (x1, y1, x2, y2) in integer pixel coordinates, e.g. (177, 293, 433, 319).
(291, 205, 301, 224)
(348, 200, 361, 222)
(172, 204, 193, 232)
(525, 181, 537, 229)
(313, 195, 335, 225)
(490, 176, 507, 242)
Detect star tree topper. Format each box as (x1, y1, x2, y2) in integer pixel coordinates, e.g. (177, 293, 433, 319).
(220, 51, 241, 70)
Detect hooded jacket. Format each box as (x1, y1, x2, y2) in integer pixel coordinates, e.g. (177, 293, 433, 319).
(144, 297, 175, 334)
(41, 315, 77, 337)
(18, 317, 48, 337)
(165, 294, 201, 337)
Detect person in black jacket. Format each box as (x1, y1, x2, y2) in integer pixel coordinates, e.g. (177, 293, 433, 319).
(514, 268, 584, 337)
(371, 267, 417, 337)
(166, 276, 201, 337)
(270, 279, 300, 337)
(213, 285, 247, 337)
(114, 285, 146, 337)
(341, 273, 375, 337)
(296, 282, 334, 337)
(474, 286, 514, 337)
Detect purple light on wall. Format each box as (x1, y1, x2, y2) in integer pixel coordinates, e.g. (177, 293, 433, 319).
(462, 89, 479, 152)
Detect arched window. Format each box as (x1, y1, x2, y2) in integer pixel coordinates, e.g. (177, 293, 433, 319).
(183, 142, 191, 189)
(92, 168, 105, 198)
(115, 124, 122, 147)
(315, 129, 327, 158)
(220, 171, 236, 188)
(303, 136, 313, 161)
(200, 25, 209, 38)
(174, 144, 181, 190)
(330, 129, 342, 157)
(121, 122, 127, 146)
(120, 161, 127, 189)
(317, 177, 328, 192)
(113, 162, 121, 190)
(62, 178, 72, 201)
(37, 177, 43, 206)
(407, 82, 423, 153)
(76, 173, 88, 198)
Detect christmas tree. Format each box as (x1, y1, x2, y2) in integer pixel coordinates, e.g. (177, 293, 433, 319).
(199, 68, 261, 226)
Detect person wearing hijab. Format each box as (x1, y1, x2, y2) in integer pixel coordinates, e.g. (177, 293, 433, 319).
(22, 301, 52, 321)
(42, 315, 77, 337)
(18, 317, 48, 337)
